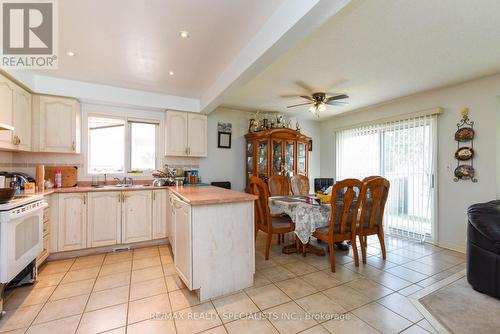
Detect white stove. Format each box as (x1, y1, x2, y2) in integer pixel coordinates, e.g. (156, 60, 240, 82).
(0, 194, 47, 318)
(0, 194, 44, 211)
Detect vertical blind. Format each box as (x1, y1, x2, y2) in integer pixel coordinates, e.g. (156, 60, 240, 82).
(335, 114, 437, 241)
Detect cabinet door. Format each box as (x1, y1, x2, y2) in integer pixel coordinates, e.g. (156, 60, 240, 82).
(39, 96, 80, 153)
(173, 196, 192, 288)
(168, 192, 175, 252)
(152, 190, 167, 239)
(122, 191, 152, 243)
(12, 87, 31, 151)
(0, 75, 15, 148)
(187, 113, 207, 157)
(87, 191, 121, 248)
(271, 139, 284, 175)
(58, 193, 87, 251)
(165, 111, 188, 156)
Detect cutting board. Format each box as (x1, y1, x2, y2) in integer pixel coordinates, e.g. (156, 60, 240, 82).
(45, 166, 78, 188)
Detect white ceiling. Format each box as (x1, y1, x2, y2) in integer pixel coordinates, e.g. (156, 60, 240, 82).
(222, 0, 500, 119)
(37, 0, 285, 97)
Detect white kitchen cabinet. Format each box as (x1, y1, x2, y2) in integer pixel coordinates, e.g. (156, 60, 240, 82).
(165, 111, 188, 156)
(32, 95, 81, 153)
(0, 75, 15, 149)
(165, 111, 207, 157)
(58, 193, 87, 251)
(187, 113, 207, 157)
(172, 194, 192, 289)
(87, 191, 121, 248)
(12, 86, 31, 151)
(169, 190, 255, 300)
(122, 191, 152, 243)
(152, 189, 168, 239)
(168, 191, 175, 252)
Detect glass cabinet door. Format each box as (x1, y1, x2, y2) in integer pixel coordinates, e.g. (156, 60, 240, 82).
(257, 140, 268, 180)
(297, 142, 306, 175)
(272, 140, 283, 175)
(246, 141, 254, 177)
(285, 141, 295, 175)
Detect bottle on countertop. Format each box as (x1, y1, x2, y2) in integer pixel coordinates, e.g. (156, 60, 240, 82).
(55, 169, 62, 188)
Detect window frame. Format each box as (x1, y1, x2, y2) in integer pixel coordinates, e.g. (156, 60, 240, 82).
(85, 112, 160, 177)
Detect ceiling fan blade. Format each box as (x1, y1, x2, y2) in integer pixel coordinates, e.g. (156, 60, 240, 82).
(295, 80, 315, 93)
(300, 95, 314, 101)
(325, 100, 348, 106)
(286, 102, 313, 108)
(326, 94, 349, 102)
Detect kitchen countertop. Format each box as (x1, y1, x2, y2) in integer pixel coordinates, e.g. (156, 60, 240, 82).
(37, 185, 170, 195)
(36, 185, 257, 206)
(168, 185, 257, 206)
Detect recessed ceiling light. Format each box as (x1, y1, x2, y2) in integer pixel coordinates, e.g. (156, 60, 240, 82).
(179, 30, 189, 38)
(168, 71, 174, 76)
(66, 51, 76, 57)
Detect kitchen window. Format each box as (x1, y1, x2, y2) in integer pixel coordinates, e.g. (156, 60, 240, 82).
(87, 115, 159, 174)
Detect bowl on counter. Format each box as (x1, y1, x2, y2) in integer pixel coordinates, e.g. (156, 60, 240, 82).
(0, 188, 16, 204)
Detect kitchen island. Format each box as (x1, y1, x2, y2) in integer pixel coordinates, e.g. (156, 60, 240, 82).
(168, 186, 257, 301)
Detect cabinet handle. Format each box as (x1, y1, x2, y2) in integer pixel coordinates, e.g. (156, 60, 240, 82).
(72, 141, 76, 151)
(83, 195, 87, 205)
(188, 147, 191, 155)
(12, 135, 20, 145)
(118, 194, 121, 202)
(153, 192, 155, 201)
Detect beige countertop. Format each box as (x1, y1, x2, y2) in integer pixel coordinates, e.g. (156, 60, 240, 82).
(38, 185, 169, 195)
(38, 185, 257, 206)
(168, 185, 257, 206)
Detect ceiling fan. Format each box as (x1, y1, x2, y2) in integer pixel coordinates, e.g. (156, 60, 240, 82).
(286, 92, 349, 117)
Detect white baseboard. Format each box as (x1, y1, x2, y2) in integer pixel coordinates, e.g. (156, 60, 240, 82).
(437, 241, 466, 254)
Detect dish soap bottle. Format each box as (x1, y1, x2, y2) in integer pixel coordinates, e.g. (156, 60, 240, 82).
(55, 169, 62, 188)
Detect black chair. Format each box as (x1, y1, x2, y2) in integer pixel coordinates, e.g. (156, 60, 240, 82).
(314, 178, 334, 193)
(210, 181, 231, 190)
(467, 200, 500, 299)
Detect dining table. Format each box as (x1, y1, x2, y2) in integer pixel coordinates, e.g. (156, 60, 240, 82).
(269, 195, 332, 256)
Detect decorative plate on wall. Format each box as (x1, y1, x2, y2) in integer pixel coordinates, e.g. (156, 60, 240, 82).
(454, 147, 474, 161)
(454, 127, 475, 142)
(454, 164, 475, 180)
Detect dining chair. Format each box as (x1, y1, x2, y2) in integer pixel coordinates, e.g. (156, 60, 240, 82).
(362, 175, 383, 183)
(268, 175, 291, 196)
(358, 177, 390, 264)
(312, 179, 363, 272)
(291, 175, 310, 195)
(249, 176, 295, 260)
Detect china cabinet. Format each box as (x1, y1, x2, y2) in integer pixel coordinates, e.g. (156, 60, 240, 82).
(245, 128, 310, 187)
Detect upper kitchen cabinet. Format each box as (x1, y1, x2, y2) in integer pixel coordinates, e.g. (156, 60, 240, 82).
(0, 75, 15, 149)
(165, 111, 207, 157)
(0, 74, 32, 151)
(32, 95, 81, 153)
(12, 86, 32, 151)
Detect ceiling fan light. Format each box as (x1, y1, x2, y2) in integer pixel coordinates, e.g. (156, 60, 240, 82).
(308, 105, 316, 113)
(318, 103, 326, 112)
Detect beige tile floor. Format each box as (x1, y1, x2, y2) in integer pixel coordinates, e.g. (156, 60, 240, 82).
(0, 234, 465, 334)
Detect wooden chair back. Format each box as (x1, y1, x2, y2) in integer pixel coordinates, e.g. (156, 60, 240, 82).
(362, 175, 383, 183)
(359, 177, 390, 232)
(268, 175, 291, 196)
(248, 176, 271, 233)
(291, 175, 310, 195)
(329, 179, 364, 236)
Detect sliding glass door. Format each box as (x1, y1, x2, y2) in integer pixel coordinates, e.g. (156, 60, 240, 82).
(336, 115, 437, 241)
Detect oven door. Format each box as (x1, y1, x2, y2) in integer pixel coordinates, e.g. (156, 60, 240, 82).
(0, 201, 47, 283)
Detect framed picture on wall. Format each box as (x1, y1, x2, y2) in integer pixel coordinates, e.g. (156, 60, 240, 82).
(218, 132, 231, 149)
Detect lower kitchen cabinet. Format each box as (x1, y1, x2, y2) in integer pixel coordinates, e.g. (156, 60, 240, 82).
(87, 191, 121, 248)
(122, 190, 152, 243)
(152, 189, 168, 239)
(171, 194, 192, 288)
(58, 193, 87, 251)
